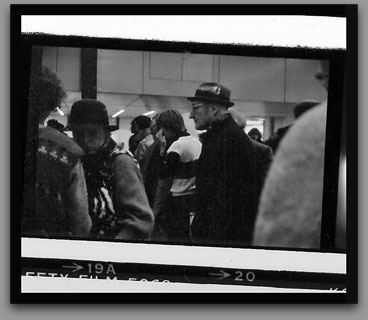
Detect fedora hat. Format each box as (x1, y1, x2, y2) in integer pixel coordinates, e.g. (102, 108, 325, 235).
(68, 99, 118, 132)
(187, 82, 234, 108)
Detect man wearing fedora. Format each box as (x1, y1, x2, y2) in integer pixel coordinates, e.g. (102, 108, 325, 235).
(188, 82, 258, 246)
(69, 99, 154, 240)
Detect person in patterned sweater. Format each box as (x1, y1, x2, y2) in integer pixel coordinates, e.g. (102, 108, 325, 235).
(69, 99, 154, 240)
(22, 67, 91, 238)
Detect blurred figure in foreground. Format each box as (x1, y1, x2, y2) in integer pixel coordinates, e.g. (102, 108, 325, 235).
(69, 99, 154, 240)
(22, 67, 91, 237)
(253, 61, 331, 249)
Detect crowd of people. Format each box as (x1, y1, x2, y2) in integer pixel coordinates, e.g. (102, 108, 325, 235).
(22, 61, 343, 250)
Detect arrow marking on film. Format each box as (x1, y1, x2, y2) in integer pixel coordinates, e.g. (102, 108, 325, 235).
(209, 269, 231, 280)
(62, 262, 83, 272)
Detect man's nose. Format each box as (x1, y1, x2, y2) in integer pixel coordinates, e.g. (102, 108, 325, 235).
(189, 110, 194, 118)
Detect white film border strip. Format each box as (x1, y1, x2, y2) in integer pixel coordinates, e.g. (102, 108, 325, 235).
(21, 237, 346, 274)
(21, 277, 343, 293)
(21, 15, 347, 50)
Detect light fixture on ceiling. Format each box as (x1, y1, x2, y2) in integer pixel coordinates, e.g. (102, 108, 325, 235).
(112, 109, 125, 118)
(143, 111, 156, 116)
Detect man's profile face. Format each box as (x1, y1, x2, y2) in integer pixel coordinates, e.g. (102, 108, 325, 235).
(189, 101, 213, 130)
(72, 123, 108, 155)
(130, 122, 139, 134)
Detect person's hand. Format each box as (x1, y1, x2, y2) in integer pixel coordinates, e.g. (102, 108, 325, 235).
(189, 212, 196, 240)
(156, 129, 167, 155)
(189, 212, 196, 226)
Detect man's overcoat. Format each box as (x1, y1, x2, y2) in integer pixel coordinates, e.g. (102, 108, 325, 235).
(192, 114, 259, 246)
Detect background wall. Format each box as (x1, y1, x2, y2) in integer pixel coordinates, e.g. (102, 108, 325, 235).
(42, 46, 327, 146)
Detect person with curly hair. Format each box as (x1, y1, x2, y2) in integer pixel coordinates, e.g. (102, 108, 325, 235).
(22, 67, 91, 237)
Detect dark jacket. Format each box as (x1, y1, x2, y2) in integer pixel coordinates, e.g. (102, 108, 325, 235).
(251, 140, 273, 197)
(82, 137, 154, 240)
(22, 126, 91, 237)
(264, 125, 290, 153)
(141, 141, 161, 207)
(191, 114, 258, 246)
(134, 128, 155, 168)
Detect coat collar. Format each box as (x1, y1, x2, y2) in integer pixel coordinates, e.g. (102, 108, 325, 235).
(200, 113, 234, 142)
(210, 112, 232, 130)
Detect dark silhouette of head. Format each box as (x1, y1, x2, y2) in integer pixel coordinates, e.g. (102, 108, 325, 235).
(293, 100, 321, 119)
(47, 119, 65, 132)
(131, 115, 151, 132)
(248, 128, 262, 142)
(28, 67, 66, 123)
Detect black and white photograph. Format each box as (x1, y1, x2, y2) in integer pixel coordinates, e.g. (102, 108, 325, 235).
(11, 5, 356, 303)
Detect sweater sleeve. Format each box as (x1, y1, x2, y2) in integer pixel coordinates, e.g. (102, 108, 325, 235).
(158, 151, 180, 179)
(134, 138, 149, 166)
(112, 154, 155, 240)
(63, 160, 92, 237)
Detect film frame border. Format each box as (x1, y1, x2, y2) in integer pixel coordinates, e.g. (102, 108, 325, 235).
(11, 4, 357, 303)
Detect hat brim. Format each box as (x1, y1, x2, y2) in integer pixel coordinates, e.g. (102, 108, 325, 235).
(108, 125, 119, 132)
(64, 124, 119, 132)
(187, 96, 234, 108)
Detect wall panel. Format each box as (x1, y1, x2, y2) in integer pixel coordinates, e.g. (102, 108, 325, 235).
(150, 52, 182, 80)
(182, 53, 213, 82)
(285, 59, 327, 103)
(219, 55, 285, 102)
(97, 49, 143, 94)
(42, 47, 80, 92)
(57, 47, 81, 92)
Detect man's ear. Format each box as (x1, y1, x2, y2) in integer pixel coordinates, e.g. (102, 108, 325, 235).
(209, 103, 218, 116)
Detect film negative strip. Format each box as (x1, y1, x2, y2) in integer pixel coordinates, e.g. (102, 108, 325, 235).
(21, 238, 346, 292)
(12, 6, 357, 303)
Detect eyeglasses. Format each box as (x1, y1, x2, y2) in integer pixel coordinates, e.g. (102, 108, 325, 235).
(191, 103, 204, 109)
